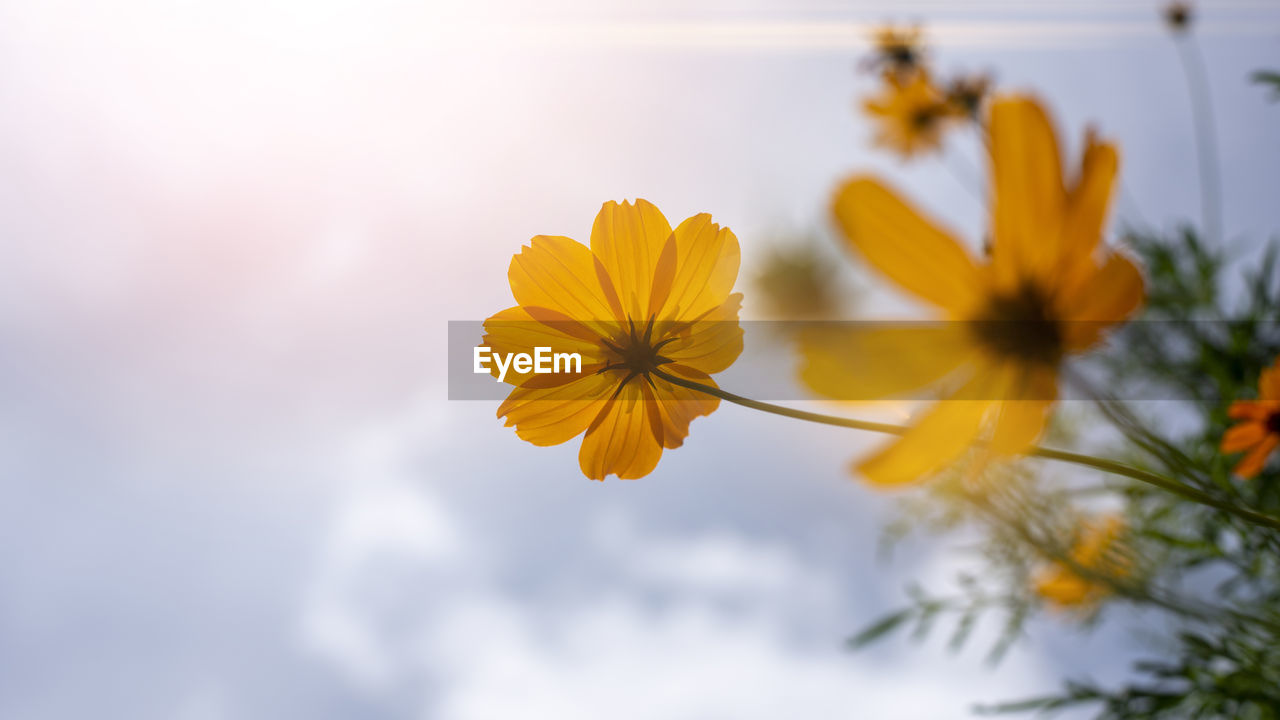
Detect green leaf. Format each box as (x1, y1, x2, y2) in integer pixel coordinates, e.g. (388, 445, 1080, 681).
(1253, 70, 1280, 101)
(846, 608, 914, 649)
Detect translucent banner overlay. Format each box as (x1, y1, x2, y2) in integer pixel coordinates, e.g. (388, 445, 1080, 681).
(447, 320, 1277, 401)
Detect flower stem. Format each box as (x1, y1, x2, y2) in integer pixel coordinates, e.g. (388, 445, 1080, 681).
(943, 145, 983, 202)
(651, 368, 1280, 533)
(1175, 34, 1223, 245)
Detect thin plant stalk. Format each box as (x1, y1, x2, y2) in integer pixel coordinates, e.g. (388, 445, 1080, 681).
(650, 367, 1280, 533)
(1175, 33, 1223, 244)
(943, 145, 983, 202)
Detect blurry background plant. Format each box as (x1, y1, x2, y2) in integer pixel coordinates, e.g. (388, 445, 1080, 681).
(811, 6, 1280, 718)
(752, 234, 854, 321)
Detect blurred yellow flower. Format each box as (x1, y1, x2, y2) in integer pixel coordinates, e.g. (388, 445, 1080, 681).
(801, 95, 1145, 485)
(866, 24, 926, 77)
(944, 73, 993, 121)
(481, 200, 743, 481)
(1222, 357, 1280, 478)
(863, 69, 954, 159)
(1034, 514, 1130, 608)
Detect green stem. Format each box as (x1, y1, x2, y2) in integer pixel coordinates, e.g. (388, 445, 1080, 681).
(650, 367, 1280, 533)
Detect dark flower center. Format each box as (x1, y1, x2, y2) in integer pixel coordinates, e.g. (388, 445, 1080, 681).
(1267, 411, 1280, 436)
(910, 107, 939, 131)
(911, 102, 952, 131)
(950, 89, 982, 118)
(971, 284, 1064, 366)
(598, 317, 677, 390)
(888, 45, 916, 69)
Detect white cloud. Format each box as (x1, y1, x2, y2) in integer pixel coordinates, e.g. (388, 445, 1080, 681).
(429, 593, 1050, 720)
(586, 511, 842, 628)
(300, 408, 1061, 720)
(301, 393, 467, 694)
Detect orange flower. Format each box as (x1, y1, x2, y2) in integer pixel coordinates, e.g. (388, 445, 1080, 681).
(1034, 514, 1130, 609)
(1221, 358, 1280, 478)
(481, 200, 743, 481)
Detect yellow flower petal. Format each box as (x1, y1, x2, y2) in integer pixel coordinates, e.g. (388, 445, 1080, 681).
(1034, 514, 1128, 609)
(854, 357, 1026, 485)
(1059, 131, 1119, 293)
(988, 95, 1066, 291)
(833, 176, 984, 313)
(654, 213, 741, 323)
(989, 365, 1058, 455)
(483, 305, 602, 351)
(1058, 252, 1145, 351)
(647, 235, 679, 321)
(509, 235, 620, 320)
(590, 199, 674, 320)
(856, 398, 991, 486)
(481, 306, 607, 385)
(651, 365, 723, 450)
(797, 323, 975, 401)
(855, 367, 1011, 489)
(1073, 515, 1127, 565)
(578, 382, 664, 480)
(498, 372, 617, 447)
(659, 294, 744, 375)
(990, 401, 1052, 455)
(1034, 569, 1094, 607)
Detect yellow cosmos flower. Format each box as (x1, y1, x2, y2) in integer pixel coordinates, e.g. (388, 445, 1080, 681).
(1034, 514, 1130, 609)
(1221, 357, 1280, 478)
(866, 24, 925, 77)
(863, 70, 953, 160)
(481, 200, 743, 481)
(801, 95, 1145, 486)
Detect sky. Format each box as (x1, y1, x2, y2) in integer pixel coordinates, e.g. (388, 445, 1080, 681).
(0, 1, 1277, 718)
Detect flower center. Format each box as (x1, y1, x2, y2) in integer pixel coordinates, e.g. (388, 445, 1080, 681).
(910, 107, 940, 131)
(598, 317, 677, 389)
(952, 90, 980, 117)
(971, 284, 1064, 366)
(1268, 411, 1280, 436)
(888, 45, 916, 68)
